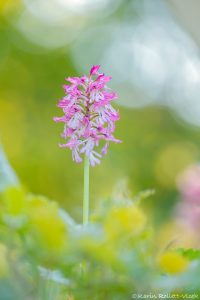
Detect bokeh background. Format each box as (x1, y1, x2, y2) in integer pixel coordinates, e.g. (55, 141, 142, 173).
(1, 0, 200, 223)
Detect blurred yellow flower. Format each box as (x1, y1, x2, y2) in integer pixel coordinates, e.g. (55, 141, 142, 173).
(79, 236, 117, 266)
(28, 196, 67, 252)
(0, 243, 9, 278)
(104, 205, 146, 239)
(158, 251, 189, 275)
(2, 187, 26, 216)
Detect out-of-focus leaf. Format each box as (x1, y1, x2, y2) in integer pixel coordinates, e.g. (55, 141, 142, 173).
(2, 214, 28, 229)
(38, 266, 71, 285)
(178, 248, 200, 261)
(133, 189, 156, 205)
(0, 146, 19, 192)
(59, 208, 76, 229)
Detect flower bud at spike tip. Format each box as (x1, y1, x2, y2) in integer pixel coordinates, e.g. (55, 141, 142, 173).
(54, 65, 121, 166)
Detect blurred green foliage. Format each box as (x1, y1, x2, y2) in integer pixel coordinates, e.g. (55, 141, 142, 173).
(0, 183, 199, 300)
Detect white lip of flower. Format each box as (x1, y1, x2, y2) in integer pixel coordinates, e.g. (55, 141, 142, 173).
(80, 138, 95, 156)
(88, 150, 102, 166)
(96, 107, 111, 124)
(90, 90, 104, 102)
(67, 112, 84, 129)
(72, 146, 82, 163)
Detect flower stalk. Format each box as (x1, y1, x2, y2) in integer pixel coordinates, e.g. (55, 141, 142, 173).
(83, 155, 90, 225)
(53, 65, 121, 225)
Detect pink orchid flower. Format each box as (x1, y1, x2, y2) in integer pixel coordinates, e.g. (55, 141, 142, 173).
(54, 65, 121, 166)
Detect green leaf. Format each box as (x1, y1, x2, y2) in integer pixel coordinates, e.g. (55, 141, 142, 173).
(133, 189, 155, 205)
(177, 248, 200, 260)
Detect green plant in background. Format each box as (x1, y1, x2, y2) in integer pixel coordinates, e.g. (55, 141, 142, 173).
(0, 149, 200, 300)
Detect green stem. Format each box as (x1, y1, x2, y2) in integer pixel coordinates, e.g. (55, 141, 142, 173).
(83, 155, 90, 225)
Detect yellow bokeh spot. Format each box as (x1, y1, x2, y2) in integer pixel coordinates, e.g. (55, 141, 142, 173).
(0, 243, 9, 278)
(79, 237, 117, 266)
(159, 251, 189, 275)
(28, 196, 67, 252)
(2, 187, 26, 216)
(0, 0, 21, 14)
(155, 142, 198, 188)
(104, 205, 146, 239)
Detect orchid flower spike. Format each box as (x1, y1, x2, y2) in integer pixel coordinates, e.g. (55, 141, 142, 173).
(54, 65, 121, 166)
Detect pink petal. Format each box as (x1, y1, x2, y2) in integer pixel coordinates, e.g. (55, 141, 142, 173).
(103, 91, 118, 100)
(66, 77, 82, 85)
(53, 116, 67, 123)
(90, 65, 101, 76)
(96, 74, 112, 83)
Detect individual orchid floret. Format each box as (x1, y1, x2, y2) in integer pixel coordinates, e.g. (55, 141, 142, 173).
(54, 65, 121, 166)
